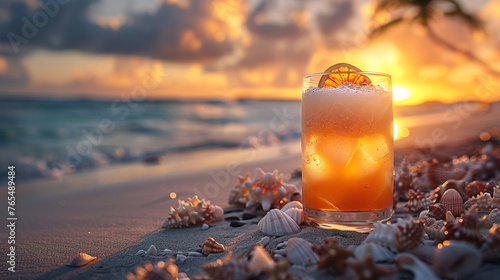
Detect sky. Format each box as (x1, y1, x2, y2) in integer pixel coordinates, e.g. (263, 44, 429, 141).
(0, 0, 499, 105)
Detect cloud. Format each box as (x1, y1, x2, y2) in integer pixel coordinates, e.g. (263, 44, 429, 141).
(0, 0, 235, 62)
(0, 55, 29, 87)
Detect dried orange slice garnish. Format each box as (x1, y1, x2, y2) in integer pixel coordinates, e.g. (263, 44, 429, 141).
(318, 63, 371, 88)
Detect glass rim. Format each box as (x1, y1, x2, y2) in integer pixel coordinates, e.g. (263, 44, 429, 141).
(304, 71, 391, 79)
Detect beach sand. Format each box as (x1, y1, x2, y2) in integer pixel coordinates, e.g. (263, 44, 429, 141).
(2, 102, 500, 279)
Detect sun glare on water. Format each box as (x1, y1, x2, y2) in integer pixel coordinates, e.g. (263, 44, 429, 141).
(393, 121, 398, 140)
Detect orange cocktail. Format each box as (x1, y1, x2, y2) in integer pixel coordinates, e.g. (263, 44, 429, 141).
(301, 63, 393, 230)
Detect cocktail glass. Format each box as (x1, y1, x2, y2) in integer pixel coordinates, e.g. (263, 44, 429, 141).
(301, 70, 393, 231)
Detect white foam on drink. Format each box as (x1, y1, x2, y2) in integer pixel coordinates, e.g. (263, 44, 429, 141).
(303, 84, 388, 97)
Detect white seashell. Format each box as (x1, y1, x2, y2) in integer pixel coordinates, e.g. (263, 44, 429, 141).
(201, 223, 209, 230)
(245, 168, 297, 211)
(354, 242, 395, 263)
(248, 244, 274, 270)
(285, 238, 319, 266)
(433, 241, 481, 279)
(164, 249, 173, 253)
(396, 253, 439, 280)
(281, 201, 303, 212)
(136, 250, 145, 256)
(257, 209, 300, 236)
(176, 255, 187, 264)
(418, 210, 429, 220)
(257, 236, 270, 246)
(188, 251, 204, 257)
(146, 245, 157, 256)
(363, 221, 401, 252)
(66, 253, 97, 267)
(284, 207, 305, 225)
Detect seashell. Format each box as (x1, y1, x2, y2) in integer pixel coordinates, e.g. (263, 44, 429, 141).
(162, 196, 224, 228)
(66, 253, 97, 267)
(464, 192, 492, 212)
(493, 187, 500, 209)
(202, 253, 254, 280)
(200, 237, 225, 255)
(407, 243, 437, 263)
(427, 159, 467, 187)
(284, 208, 304, 225)
(424, 227, 445, 242)
(247, 243, 274, 271)
(353, 242, 394, 262)
(311, 237, 352, 275)
(405, 189, 433, 213)
(487, 208, 500, 227)
(146, 245, 157, 256)
(433, 241, 482, 279)
(439, 189, 463, 217)
(432, 179, 467, 203)
(285, 238, 319, 266)
(442, 205, 483, 246)
(228, 173, 251, 206)
(263, 259, 299, 280)
(396, 219, 425, 251)
(427, 203, 447, 220)
(245, 168, 297, 211)
(394, 156, 415, 200)
(125, 258, 179, 280)
(396, 253, 440, 280)
(465, 181, 487, 198)
(418, 210, 429, 220)
(257, 209, 300, 236)
(201, 223, 209, 230)
(363, 221, 401, 252)
(346, 255, 394, 280)
(481, 224, 500, 262)
(281, 201, 303, 212)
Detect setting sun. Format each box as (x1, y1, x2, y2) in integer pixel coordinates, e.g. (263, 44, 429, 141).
(393, 85, 411, 103)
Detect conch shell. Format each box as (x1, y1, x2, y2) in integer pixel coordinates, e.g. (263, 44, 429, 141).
(200, 237, 225, 256)
(162, 196, 224, 228)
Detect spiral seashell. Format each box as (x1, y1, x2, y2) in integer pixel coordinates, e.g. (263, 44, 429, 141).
(464, 192, 492, 212)
(396, 219, 425, 251)
(202, 253, 253, 280)
(162, 196, 224, 228)
(439, 189, 463, 217)
(427, 203, 447, 220)
(465, 181, 487, 198)
(396, 253, 439, 280)
(394, 156, 415, 200)
(244, 168, 297, 211)
(363, 221, 400, 252)
(126, 258, 179, 280)
(405, 189, 433, 213)
(66, 253, 97, 267)
(200, 237, 225, 256)
(353, 242, 394, 262)
(284, 208, 304, 225)
(443, 205, 483, 246)
(433, 241, 481, 279)
(257, 209, 300, 236)
(311, 237, 352, 275)
(280, 201, 303, 212)
(285, 238, 319, 266)
(481, 224, 500, 262)
(228, 173, 251, 206)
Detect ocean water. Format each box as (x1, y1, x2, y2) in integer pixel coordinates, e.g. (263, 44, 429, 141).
(0, 98, 301, 180)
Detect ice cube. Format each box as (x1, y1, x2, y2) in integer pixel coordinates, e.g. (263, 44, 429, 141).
(358, 134, 391, 163)
(318, 136, 357, 167)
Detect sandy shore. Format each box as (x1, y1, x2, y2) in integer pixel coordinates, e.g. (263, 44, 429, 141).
(2, 122, 500, 279)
